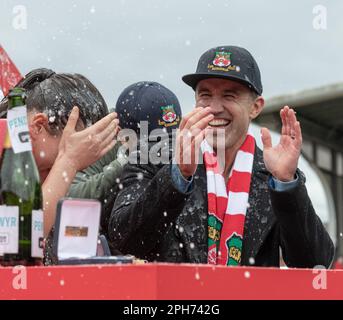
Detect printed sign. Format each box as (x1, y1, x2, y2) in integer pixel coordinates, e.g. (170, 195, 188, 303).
(31, 209, 43, 258)
(7, 106, 32, 153)
(0, 205, 19, 255)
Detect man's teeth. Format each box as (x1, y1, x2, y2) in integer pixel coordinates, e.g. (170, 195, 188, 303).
(208, 119, 230, 127)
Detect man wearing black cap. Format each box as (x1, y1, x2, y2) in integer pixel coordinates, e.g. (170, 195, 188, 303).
(109, 47, 334, 268)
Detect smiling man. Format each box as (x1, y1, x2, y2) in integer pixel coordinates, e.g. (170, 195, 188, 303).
(109, 45, 334, 268)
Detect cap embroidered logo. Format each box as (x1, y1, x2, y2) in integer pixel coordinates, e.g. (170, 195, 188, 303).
(213, 51, 231, 67)
(158, 105, 180, 127)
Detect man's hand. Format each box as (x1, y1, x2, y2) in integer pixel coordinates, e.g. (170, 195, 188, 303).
(57, 106, 120, 171)
(175, 106, 214, 179)
(261, 106, 302, 182)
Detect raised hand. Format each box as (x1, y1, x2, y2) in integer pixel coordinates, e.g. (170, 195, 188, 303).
(175, 106, 214, 179)
(261, 106, 302, 181)
(57, 106, 120, 171)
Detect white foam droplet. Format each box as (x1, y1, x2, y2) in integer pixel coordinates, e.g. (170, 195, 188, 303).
(137, 173, 143, 180)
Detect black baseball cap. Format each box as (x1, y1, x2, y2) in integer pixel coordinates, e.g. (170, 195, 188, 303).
(115, 81, 182, 134)
(182, 45, 263, 95)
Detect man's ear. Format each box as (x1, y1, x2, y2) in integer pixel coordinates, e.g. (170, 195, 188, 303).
(29, 113, 49, 141)
(249, 96, 265, 120)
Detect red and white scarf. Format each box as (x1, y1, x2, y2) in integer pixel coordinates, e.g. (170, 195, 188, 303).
(201, 127, 255, 266)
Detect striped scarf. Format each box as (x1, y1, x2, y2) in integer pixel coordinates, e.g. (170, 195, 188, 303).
(201, 127, 255, 266)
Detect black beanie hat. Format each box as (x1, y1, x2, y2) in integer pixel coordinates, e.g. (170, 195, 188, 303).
(115, 81, 182, 135)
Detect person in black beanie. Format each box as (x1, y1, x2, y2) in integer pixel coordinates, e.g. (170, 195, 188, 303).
(116, 81, 181, 134)
(115, 81, 182, 164)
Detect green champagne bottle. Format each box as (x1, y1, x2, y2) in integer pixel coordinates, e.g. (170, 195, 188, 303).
(0, 87, 43, 266)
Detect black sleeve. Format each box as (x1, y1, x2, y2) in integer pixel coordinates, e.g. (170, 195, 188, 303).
(107, 162, 190, 257)
(270, 172, 335, 268)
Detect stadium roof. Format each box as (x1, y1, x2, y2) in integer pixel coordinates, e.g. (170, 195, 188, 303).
(255, 82, 343, 152)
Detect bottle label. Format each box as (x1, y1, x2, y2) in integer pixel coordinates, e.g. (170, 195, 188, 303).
(31, 210, 43, 258)
(7, 106, 32, 154)
(0, 205, 19, 255)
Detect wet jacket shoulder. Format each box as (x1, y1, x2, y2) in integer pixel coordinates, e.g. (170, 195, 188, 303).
(108, 147, 334, 268)
(108, 161, 190, 258)
(242, 148, 334, 268)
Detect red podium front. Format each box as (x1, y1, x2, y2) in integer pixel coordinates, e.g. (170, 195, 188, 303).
(0, 263, 342, 300)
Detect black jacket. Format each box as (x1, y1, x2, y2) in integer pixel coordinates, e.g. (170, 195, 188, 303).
(108, 147, 334, 268)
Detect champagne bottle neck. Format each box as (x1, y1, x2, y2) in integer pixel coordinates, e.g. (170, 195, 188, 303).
(8, 97, 25, 109)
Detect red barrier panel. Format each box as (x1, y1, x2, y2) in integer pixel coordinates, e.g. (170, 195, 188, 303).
(0, 263, 342, 300)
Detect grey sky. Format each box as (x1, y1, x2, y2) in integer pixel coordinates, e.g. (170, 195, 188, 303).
(1, 0, 342, 112)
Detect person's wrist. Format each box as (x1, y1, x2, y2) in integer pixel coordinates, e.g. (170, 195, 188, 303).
(272, 171, 295, 182)
(178, 165, 193, 180)
(56, 151, 78, 173)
